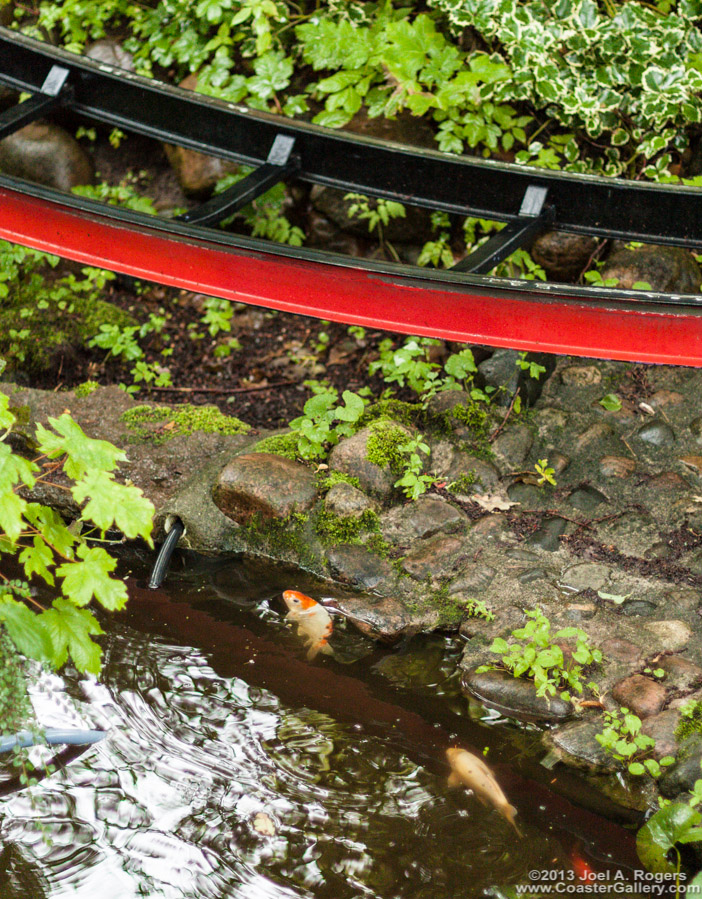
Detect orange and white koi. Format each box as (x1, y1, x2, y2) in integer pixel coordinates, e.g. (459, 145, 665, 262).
(282, 590, 334, 661)
(446, 747, 522, 837)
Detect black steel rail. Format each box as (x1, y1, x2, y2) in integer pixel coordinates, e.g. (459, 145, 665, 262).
(0, 26, 701, 254)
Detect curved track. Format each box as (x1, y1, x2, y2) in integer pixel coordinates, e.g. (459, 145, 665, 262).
(1, 28, 702, 364)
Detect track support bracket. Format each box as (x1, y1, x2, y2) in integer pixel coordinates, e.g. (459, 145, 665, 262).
(453, 185, 553, 274)
(0, 64, 71, 140)
(178, 134, 299, 227)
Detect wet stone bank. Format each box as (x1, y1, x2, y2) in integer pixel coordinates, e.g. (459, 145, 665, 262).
(8, 353, 702, 810)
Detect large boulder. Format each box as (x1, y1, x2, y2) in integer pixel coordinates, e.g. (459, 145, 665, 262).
(0, 122, 94, 190)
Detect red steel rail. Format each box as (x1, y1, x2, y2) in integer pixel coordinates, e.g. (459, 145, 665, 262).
(2, 182, 702, 366)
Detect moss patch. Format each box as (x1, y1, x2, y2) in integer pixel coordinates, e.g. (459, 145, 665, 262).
(676, 701, 702, 742)
(315, 503, 380, 545)
(316, 469, 361, 493)
(74, 380, 100, 398)
(250, 432, 299, 460)
(121, 403, 250, 443)
(360, 398, 420, 429)
(240, 510, 322, 573)
(365, 420, 410, 476)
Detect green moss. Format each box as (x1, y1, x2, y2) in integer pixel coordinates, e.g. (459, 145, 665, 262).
(74, 380, 100, 398)
(365, 420, 409, 476)
(240, 510, 322, 573)
(360, 398, 420, 429)
(447, 472, 476, 494)
(316, 469, 361, 493)
(676, 701, 702, 742)
(0, 266, 135, 376)
(121, 403, 250, 443)
(250, 432, 299, 460)
(315, 504, 380, 545)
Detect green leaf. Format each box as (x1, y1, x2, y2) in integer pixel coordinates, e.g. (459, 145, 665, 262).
(19, 536, 55, 585)
(628, 762, 645, 775)
(36, 414, 126, 479)
(491, 637, 509, 653)
(0, 393, 15, 431)
(0, 597, 53, 662)
(41, 598, 103, 673)
(599, 393, 622, 411)
(24, 503, 76, 558)
(56, 544, 128, 610)
(637, 803, 701, 873)
(72, 470, 154, 543)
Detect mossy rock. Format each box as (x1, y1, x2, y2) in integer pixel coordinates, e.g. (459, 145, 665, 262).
(0, 274, 135, 377)
(121, 403, 250, 444)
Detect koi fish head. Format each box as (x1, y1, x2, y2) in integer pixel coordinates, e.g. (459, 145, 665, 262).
(282, 590, 319, 614)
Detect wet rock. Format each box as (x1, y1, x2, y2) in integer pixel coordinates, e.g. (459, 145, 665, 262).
(646, 471, 689, 491)
(85, 39, 135, 70)
(400, 534, 469, 582)
(649, 390, 684, 409)
(601, 638, 644, 664)
(530, 231, 598, 282)
(213, 453, 317, 524)
(560, 563, 610, 592)
(333, 592, 438, 643)
(310, 183, 431, 243)
(163, 74, 240, 196)
(450, 564, 497, 592)
(643, 620, 692, 652)
(544, 720, 617, 773)
(568, 486, 607, 513)
(305, 210, 368, 256)
(611, 674, 667, 718)
(324, 482, 378, 518)
(478, 349, 521, 401)
(680, 455, 702, 475)
(565, 601, 597, 621)
(506, 547, 540, 562)
(601, 245, 701, 294)
(641, 709, 681, 761)
(0, 122, 94, 190)
(425, 389, 470, 419)
(328, 422, 414, 500)
(517, 567, 550, 584)
(576, 422, 619, 454)
(659, 735, 702, 799)
(327, 545, 396, 592)
(561, 365, 602, 387)
(462, 667, 572, 722)
(526, 517, 568, 551)
(550, 452, 571, 475)
(690, 417, 702, 444)
(619, 600, 657, 617)
(534, 407, 570, 437)
(469, 514, 509, 540)
(507, 482, 542, 505)
(492, 425, 533, 469)
(447, 455, 501, 492)
(637, 421, 676, 446)
(657, 655, 702, 692)
(599, 456, 635, 479)
(380, 496, 466, 544)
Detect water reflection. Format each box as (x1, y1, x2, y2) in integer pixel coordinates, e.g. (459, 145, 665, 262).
(0, 557, 633, 898)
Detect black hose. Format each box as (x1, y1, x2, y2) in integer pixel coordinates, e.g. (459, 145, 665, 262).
(148, 517, 185, 589)
(0, 728, 106, 753)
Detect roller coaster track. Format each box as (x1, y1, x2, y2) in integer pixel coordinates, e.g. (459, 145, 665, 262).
(1, 28, 702, 364)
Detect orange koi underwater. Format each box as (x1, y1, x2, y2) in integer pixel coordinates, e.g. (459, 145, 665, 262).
(282, 590, 334, 661)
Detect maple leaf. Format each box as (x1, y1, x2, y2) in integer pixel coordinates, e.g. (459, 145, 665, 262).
(19, 536, 55, 585)
(56, 544, 128, 611)
(35, 413, 126, 479)
(40, 599, 103, 673)
(72, 470, 154, 543)
(0, 597, 53, 662)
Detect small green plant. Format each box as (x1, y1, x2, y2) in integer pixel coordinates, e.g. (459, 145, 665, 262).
(675, 699, 702, 742)
(72, 178, 159, 215)
(370, 337, 442, 395)
(289, 387, 366, 460)
(464, 598, 494, 621)
(534, 458, 556, 487)
(599, 393, 622, 411)
(596, 707, 674, 777)
(393, 435, 437, 500)
(637, 799, 702, 894)
(73, 381, 100, 398)
(516, 352, 546, 380)
(344, 193, 406, 257)
(201, 297, 234, 337)
(478, 607, 602, 700)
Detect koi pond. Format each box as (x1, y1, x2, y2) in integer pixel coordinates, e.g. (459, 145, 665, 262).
(0, 554, 643, 898)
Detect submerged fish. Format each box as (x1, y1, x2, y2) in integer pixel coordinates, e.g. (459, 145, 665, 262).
(570, 847, 595, 882)
(282, 590, 334, 661)
(446, 747, 522, 837)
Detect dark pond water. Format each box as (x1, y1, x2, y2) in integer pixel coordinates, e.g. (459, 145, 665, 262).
(0, 554, 643, 898)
